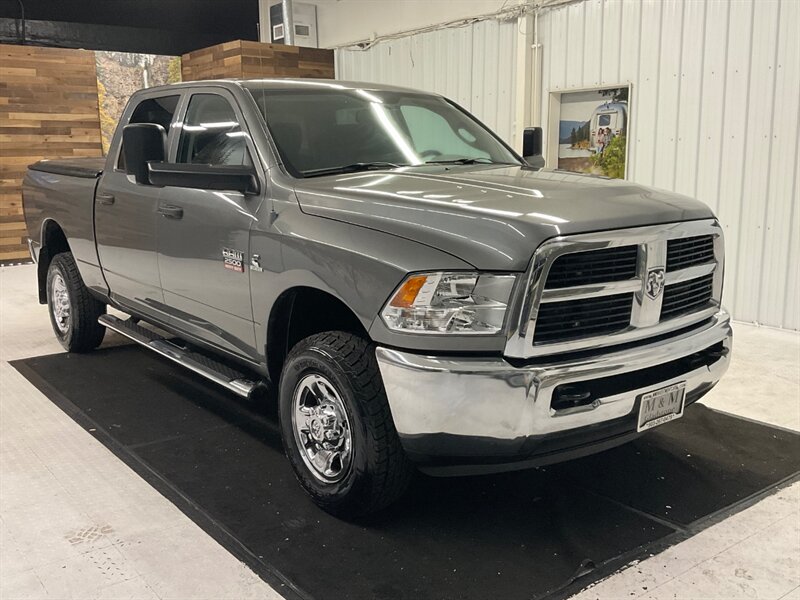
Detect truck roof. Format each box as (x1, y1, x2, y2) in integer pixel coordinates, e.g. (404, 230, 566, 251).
(134, 78, 438, 96)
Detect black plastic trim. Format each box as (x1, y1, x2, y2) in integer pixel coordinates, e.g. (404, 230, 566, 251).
(29, 158, 105, 179)
(147, 162, 260, 195)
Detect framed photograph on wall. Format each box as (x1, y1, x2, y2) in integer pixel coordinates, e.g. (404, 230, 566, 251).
(548, 86, 630, 179)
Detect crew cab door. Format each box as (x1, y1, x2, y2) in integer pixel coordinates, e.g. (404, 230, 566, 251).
(95, 93, 180, 319)
(155, 89, 262, 358)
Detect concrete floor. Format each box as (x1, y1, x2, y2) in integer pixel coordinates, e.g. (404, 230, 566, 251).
(1, 263, 798, 600)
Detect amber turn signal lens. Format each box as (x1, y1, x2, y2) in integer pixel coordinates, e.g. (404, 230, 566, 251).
(389, 275, 428, 308)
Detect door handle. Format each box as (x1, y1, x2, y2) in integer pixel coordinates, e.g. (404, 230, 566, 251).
(158, 205, 184, 219)
(95, 193, 115, 205)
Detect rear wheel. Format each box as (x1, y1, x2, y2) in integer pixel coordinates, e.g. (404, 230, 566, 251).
(46, 252, 106, 352)
(279, 331, 413, 517)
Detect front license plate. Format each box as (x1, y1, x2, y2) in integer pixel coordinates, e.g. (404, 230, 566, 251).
(637, 382, 687, 432)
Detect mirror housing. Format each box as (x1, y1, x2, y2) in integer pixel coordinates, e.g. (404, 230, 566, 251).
(123, 123, 167, 185)
(522, 126, 544, 169)
(147, 162, 260, 195)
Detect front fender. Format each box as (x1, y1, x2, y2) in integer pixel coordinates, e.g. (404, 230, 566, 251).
(250, 203, 485, 358)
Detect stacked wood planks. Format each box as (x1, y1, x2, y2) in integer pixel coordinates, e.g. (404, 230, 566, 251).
(0, 40, 332, 263)
(182, 40, 334, 81)
(0, 44, 103, 263)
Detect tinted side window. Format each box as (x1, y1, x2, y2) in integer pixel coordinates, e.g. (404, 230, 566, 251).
(177, 94, 251, 167)
(117, 95, 180, 169)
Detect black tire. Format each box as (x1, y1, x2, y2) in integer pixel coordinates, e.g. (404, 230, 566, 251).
(46, 252, 106, 353)
(279, 331, 413, 517)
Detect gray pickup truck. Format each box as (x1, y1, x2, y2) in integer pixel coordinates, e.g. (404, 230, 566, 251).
(23, 79, 731, 516)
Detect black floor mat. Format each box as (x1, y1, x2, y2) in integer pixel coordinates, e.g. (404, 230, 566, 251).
(12, 345, 800, 600)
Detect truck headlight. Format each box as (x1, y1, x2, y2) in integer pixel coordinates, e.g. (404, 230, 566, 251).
(380, 272, 517, 334)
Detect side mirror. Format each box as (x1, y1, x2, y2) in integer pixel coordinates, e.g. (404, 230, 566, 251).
(123, 123, 166, 185)
(147, 162, 260, 195)
(522, 127, 544, 169)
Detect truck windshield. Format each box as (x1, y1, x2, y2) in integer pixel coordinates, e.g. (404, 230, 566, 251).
(245, 85, 521, 178)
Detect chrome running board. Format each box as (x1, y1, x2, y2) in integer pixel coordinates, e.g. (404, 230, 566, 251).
(98, 314, 265, 400)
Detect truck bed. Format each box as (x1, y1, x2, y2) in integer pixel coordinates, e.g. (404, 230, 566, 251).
(29, 157, 105, 179)
(23, 157, 106, 297)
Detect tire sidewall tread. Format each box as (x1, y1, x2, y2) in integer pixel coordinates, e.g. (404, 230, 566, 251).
(46, 252, 106, 353)
(279, 331, 412, 518)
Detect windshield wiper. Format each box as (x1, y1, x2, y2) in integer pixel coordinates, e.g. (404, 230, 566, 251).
(302, 162, 407, 177)
(424, 158, 518, 166)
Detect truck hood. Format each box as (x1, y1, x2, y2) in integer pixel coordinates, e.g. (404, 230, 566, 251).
(294, 165, 715, 271)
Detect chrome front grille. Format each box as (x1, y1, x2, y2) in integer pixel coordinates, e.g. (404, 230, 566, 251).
(666, 235, 715, 270)
(545, 246, 638, 288)
(533, 293, 634, 343)
(661, 273, 714, 320)
(504, 220, 724, 359)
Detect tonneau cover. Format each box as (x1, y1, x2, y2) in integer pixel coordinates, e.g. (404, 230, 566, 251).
(29, 157, 105, 179)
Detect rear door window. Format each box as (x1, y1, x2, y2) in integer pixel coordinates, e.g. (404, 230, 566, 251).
(117, 95, 180, 169)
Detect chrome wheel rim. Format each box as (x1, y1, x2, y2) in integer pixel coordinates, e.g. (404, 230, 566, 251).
(291, 374, 353, 483)
(50, 273, 71, 334)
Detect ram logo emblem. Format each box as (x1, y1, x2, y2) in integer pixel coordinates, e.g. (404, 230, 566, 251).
(645, 267, 666, 300)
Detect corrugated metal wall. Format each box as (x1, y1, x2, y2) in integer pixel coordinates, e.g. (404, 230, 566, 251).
(538, 0, 799, 329)
(334, 0, 798, 330)
(335, 18, 520, 145)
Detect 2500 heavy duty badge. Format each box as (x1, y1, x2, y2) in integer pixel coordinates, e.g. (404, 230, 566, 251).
(222, 247, 244, 273)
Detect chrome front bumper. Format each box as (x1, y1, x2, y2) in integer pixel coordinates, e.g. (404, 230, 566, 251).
(376, 310, 732, 475)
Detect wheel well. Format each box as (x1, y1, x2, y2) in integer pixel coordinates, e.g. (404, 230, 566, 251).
(266, 287, 369, 383)
(37, 221, 70, 304)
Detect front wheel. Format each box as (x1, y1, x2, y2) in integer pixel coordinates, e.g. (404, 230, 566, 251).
(46, 252, 106, 352)
(279, 331, 413, 517)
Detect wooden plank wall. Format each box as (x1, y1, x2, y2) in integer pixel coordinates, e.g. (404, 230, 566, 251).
(182, 40, 334, 81)
(0, 44, 103, 263)
(0, 40, 331, 263)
